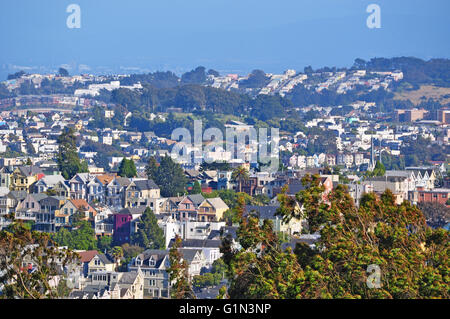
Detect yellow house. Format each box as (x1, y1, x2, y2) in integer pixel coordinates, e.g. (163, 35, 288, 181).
(10, 166, 43, 192)
(198, 197, 229, 222)
(88, 253, 116, 274)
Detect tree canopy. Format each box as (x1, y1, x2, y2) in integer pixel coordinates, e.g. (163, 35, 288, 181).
(131, 208, 165, 249)
(146, 156, 187, 197)
(220, 175, 449, 299)
(118, 158, 137, 178)
(56, 128, 88, 180)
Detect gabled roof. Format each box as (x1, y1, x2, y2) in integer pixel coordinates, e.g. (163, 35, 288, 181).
(134, 249, 169, 269)
(205, 197, 229, 211)
(78, 250, 99, 263)
(0, 166, 12, 174)
(179, 249, 204, 264)
(133, 179, 159, 191)
(8, 190, 28, 201)
(96, 174, 116, 186)
(167, 196, 184, 205)
(184, 169, 201, 178)
(35, 174, 66, 186)
(109, 177, 131, 187)
(30, 193, 49, 202)
(118, 271, 140, 285)
(70, 173, 91, 184)
(17, 165, 44, 177)
(69, 199, 97, 214)
(95, 253, 114, 265)
(187, 194, 205, 206)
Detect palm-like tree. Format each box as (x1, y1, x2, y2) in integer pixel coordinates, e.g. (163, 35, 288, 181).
(108, 246, 124, 270)
(231, 166, 249, 193)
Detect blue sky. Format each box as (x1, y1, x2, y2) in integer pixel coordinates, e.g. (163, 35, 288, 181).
(0, 0, 449, 77)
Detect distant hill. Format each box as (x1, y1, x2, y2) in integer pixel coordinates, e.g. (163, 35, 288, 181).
(357, 57, 450, 88)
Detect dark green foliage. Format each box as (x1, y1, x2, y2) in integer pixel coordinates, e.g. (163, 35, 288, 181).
(190, 181, 202, 195)
(181, 66, 207, 85)
(58, 68, 69, 77)
(57, 128, 88, 180)
(118, 158, 137, 178)
(239, 70, 270, 89)
(97, 236, 113, 252)
(207, 69, 220, 77)
(120, 71, 180, 88)
(200, 161, 231, 172)
(363, 57, 450, 87)
(192, 259, 226, 289)
(366, 161, 386, 177)
(7, 70, 26, 80)
(222, 178, 450, 299)
(146, 156, 187, 197)
(52, 221, 97, 251)
(131, 208, 165, 249)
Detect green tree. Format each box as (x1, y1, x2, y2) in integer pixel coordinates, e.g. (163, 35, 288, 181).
(0, 222, 78, 299)
(53, 221, 97, 251)
(147, 156, 187, 197)
(118, 158, 137, 178)
(131, 208, 165, 249)
(222, 175, 449, 299)
(108, 246, 124, 270)
(231, 166, 249, 193)
(145, 156, 158, 180)
(97, 236, 113, 251)
(190, 181, 202, 195)
(167, 236, 195, 299)
(57, 128, 88, 180)
(58, 67, 69, 77)
(369, 161, 386, 177)
(220, 196, 305, 298)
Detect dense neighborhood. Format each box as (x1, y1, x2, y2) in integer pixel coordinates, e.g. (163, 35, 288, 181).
(0, 59, 449, 299)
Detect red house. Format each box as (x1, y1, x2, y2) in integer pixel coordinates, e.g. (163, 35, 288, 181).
(409, 188, 450, 206)
(113, 213, 132, 245)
